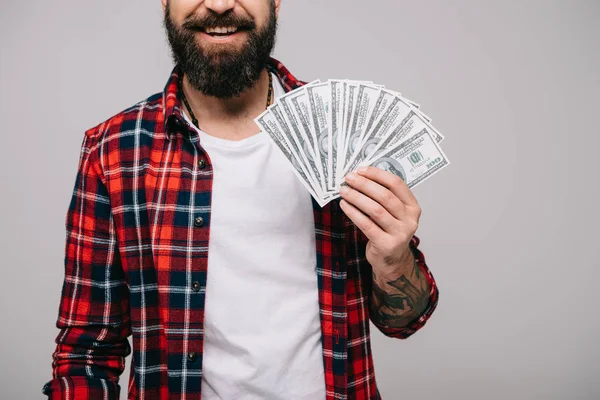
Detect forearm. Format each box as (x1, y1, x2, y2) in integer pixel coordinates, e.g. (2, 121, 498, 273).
(370, 250, 431, 329)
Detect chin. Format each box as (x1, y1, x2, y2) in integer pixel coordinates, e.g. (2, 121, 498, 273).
(204, 50, 247, 67)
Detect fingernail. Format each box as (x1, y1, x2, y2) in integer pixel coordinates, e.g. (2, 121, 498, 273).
(340, 186, 349, 195)
(357, 166, 368, 174)
(346, 173, 356, 182)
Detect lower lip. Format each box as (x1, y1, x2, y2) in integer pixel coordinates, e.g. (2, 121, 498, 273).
(198, 30, 245, 43)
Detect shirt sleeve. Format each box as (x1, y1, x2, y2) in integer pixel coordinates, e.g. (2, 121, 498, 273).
(369, 235, 440, 339)
(42, 132, 132, 399)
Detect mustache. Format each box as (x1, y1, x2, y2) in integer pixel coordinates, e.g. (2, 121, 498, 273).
(182, 12, 257, 31)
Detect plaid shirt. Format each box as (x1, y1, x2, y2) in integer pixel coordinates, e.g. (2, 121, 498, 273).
(43, 57, 439, 400)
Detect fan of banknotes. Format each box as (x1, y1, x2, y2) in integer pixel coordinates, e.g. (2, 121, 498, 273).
(255, 79, 450, 207)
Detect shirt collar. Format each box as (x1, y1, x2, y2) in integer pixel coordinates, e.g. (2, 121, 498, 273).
(162, 56, 305, 140)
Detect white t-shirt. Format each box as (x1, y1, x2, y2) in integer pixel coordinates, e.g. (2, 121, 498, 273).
(183, 74, 326, 399)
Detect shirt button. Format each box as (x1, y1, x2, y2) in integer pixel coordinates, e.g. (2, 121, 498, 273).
(194, 216, 204, 227)
(198, 158, 206, 169)
(187, 352, 197, 362)
(192, 281, 200, 292)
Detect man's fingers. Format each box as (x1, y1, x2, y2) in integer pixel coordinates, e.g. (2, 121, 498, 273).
(344, 172, 405, 220)
(340, 185, 397, 234)
(355, 166, 418, 207)
(339, 199, 389, 244)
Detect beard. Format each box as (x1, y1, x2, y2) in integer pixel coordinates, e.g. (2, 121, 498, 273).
(163, 3, 278, 99)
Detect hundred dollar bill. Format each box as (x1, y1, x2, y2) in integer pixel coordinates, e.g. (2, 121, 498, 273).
(342, 83, 383, 177)
(285, 86, 328, 194)
(343, 90, 446, 180)
(255, 110, 326, 206)
(306, 82, 333, 191)
(269, 103, 323, 196)
(341, 91, 414, 178)
(358, 89, 396, 147)
(336, 81, 351, 189)
(388, 90, 433, 124)
(341, 82, 359, 157)
(361, 127, 450, 189)
(357, 89, 429, 147)
(278, 82, 327, 193)
(327, 80, 343, 192)
(364, 110, 444, 165)
(336, 80, 374, 188)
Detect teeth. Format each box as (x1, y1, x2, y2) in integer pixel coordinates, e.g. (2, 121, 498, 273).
(205, 26, 238, 34)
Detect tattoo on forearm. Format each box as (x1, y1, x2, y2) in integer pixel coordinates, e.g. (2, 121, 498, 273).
(371, 262, 430, 328)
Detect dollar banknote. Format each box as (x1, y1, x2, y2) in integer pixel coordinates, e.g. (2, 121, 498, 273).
(255, 110, 325, 206)
(278, 83, 328, 194)
(269, 103, 323, 194)
(306, 82, 333, 192)
(364, 110, 444, 165)
(342, 84, 383, 177)
(327, 80, 343, 192)
(254, 77, 449, 206)
(341, 92, 413, 178)
(337, 80, 374, 187)
(288, 88, 329, 194)
(364, 127, 450, 189)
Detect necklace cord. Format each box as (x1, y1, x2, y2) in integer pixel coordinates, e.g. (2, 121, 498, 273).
(179, 70, 273, 129)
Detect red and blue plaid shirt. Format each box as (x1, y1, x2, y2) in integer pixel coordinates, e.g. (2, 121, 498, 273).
(43, 57, 439, 400)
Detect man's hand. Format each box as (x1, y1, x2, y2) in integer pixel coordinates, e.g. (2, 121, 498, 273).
(339, 165, 420, 275)
(340, 165, 432, 329)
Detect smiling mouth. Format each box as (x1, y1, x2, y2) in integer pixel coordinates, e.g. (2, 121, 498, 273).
(199, 26, 247, 37)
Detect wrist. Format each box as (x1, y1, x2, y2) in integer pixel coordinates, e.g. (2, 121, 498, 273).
(377, 246, 415, 280)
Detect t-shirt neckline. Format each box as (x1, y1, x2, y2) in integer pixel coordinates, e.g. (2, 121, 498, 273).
(181, 72, 285, 149)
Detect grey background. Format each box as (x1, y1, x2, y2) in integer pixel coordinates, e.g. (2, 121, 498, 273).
(1, 0, 599, 399)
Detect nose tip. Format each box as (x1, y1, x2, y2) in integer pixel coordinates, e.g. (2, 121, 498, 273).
(204, 0, 235, 15)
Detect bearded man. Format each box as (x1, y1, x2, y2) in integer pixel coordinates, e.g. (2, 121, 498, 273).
(43, 1, 439, 399)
